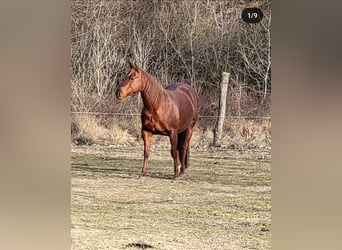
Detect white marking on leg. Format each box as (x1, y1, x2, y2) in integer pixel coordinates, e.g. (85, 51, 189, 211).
(177, 165, 181, 173)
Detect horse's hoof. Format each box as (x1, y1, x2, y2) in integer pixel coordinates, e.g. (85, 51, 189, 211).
(138, 173, 148, 179)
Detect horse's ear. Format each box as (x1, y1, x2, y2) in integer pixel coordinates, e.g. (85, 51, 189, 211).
(129, 61, 139, 71)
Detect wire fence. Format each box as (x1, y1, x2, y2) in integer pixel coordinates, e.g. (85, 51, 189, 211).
(70, 111, 271, 120)
(71, 111, 272, 149)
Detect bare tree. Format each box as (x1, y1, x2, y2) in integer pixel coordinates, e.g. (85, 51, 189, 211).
(71, 0, 271, 117)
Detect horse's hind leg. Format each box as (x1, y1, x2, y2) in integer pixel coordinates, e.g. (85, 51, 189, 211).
(177, 132, 185, 175)
(179, 127, 193, 175)
(169, 130, 181, 177)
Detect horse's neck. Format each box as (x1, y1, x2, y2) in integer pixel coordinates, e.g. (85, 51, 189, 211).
(141, 72, 165, 111)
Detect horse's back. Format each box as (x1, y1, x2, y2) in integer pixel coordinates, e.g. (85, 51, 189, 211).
(165, 83, 193, 92)
(165, 83, 198, 108)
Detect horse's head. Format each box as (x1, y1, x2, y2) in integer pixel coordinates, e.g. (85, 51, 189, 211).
(116, 62, 143, 100)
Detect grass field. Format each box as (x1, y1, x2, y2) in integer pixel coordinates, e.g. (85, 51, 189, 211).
(71, 143, 271, 250)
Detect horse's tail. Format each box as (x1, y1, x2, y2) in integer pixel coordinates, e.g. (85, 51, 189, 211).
(186, 146, 189, 169)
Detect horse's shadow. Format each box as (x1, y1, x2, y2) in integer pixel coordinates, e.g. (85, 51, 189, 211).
(140, 172, 175, 180)
(71, 156, 175, 180)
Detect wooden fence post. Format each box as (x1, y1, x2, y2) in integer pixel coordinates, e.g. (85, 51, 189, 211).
(213, 72, 230, 147)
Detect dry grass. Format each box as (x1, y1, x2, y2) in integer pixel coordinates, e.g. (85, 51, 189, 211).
(71, 145, 271, 249)
(224, 118, 271, 149)
(72, 115, 271, 152)
(72, 115, 137, 146)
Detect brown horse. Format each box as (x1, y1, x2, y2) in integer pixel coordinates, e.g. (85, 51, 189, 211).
(116, 62, 198, 178)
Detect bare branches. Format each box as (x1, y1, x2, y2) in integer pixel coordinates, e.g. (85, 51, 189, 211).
(71, 0, 271, 117)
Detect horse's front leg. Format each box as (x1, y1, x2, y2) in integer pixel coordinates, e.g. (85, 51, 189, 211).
(141, 129, 153, 177)
(169, 131, 181, 177)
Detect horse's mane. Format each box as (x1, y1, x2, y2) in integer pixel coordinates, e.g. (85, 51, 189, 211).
(140, 70, 165, 111)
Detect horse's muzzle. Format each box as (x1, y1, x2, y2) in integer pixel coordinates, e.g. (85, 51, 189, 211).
(116, 89, 124, 100)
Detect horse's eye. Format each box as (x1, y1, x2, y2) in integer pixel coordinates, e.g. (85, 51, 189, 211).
(129, 76, 135, 81)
